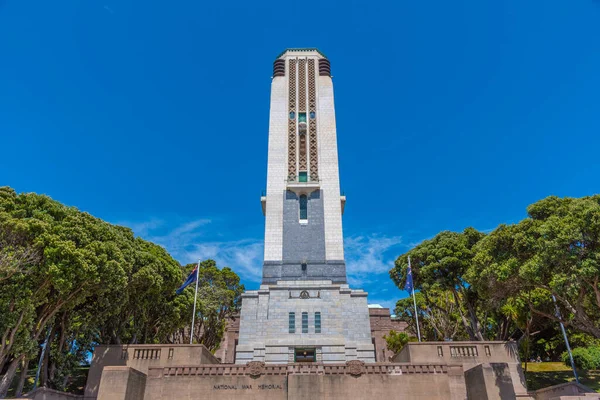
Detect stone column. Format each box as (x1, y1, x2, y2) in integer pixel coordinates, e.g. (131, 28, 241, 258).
(97, 366, 146, 400)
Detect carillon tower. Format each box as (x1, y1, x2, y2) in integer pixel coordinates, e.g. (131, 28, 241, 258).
(236, 49, 375, 364)
(262, 48, 346, 284)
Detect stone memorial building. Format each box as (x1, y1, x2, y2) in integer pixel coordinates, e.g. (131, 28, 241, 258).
(235, 48, 376, 365)
(17, 49, 600, 400)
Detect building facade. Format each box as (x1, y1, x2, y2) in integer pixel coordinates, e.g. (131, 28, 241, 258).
(235, 49, 376, 364)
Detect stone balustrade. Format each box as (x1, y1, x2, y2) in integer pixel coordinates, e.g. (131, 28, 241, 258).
(153, 362, 451, 378)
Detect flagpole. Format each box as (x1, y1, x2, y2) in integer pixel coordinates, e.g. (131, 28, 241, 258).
(552, 294, 578, 383)
(408, 256, 422, 342)
(189, 260, 200, 345)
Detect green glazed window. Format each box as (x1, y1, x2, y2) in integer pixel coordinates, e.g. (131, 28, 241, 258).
(299, 195, 308, 220)
(302, 312, 308, 333)
(299, 112, 307, 123)
(315, 312, 321, 333)
(299, 171, 307, 182)
(289, 312, 295, 333)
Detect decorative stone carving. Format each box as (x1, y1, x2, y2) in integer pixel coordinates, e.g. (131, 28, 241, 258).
(288, 59, 297, 178)
(308, 59, 318, 180)
(298, 58, 306, 112)
(346, 360, 365, 377)
(246, 361, 265, 377)
(288, 290, 320, 299)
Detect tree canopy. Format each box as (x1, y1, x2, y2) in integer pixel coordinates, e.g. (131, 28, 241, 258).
(0, 187, 243, 396)
(389, 195, 600, 359)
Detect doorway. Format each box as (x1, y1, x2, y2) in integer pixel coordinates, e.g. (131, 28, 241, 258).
(294, 348, 316, 362)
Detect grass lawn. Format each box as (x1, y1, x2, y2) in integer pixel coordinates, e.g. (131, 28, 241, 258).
(523, 362, 600, 392)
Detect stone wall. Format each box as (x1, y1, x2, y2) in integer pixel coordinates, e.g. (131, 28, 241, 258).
(282, 190, 326, 264)
(235, 281, 374, 364)
(394, 341, 528, 397)
(97, 367, 145, 400)
(85, 340, 600, 399)
(464, 363, 516, 400)
(530, 381, 599, 400)
(85, 344, 218, 398)
(139, 362, 465, 400)
(369, 307, 408, 362)
(216, 308, 406, 364)
(215, 315, 239, 364)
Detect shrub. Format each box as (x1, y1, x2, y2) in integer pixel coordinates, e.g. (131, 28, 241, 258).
(384, 330, 417, 355)
(562, 346, 600, 370)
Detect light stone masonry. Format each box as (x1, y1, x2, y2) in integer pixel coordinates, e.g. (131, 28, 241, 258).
(317, 75, 345, 261)
(236, 280, 374, 364)
(263, 75, 287, 262)
(236, 48, 375, 364)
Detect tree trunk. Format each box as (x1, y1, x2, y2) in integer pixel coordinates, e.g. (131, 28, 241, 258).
(463, 295, 484, 341)
(49, 314, 67, 385)
(0, 354, 24, 398)
(15, 358, 28, 397)
(40, 323, 55, 389)
(451, 289, 477, 340)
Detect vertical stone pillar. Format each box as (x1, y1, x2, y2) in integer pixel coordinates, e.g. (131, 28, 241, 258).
(447, 365, 467, 400)
(464, 363, 516, 400)
(97, 366, 146, 400)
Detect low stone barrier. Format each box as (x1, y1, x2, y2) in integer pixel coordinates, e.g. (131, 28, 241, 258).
(152, 361, 450, 378)
(138, 361, 466, 400)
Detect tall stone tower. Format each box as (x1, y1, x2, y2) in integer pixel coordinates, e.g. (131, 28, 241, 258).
(235, 49, 375, 364)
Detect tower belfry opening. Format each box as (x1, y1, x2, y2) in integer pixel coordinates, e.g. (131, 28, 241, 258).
(235, 48, 376, 364)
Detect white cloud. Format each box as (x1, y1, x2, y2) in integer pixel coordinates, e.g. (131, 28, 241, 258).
(118, 218, 164, 237)
(144, 218, 212, 257)
(118, 219, 405, 289)
(118, 218, 263, 284)
(344, 234, 403, 284)
(186, 240, 264, 283)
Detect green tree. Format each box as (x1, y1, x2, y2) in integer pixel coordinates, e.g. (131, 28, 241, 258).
(169, 260, 244, 351)
(390, 228, 488, 341)
(474, 196, 600, 339)
(383, 330, 416, 355)
(0, 187, 244, 396)
(394, 290, 466, 341)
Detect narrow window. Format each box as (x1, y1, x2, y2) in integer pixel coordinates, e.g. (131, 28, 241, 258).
(315, 312, 321, 333)
(437, 346, 443, 357)
(168, 348, 174, 359)
(298, 112, 307, 123)
(302, 312, 308, 333)
(289, 312, 295, 333)
(299, 195, 308, 221)
(485, 345, 491, 357)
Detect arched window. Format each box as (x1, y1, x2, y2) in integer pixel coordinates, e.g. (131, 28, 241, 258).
(299, 195, 308, 221)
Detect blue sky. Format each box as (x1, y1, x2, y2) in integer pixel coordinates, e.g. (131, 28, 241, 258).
(1, 0, 599, 310)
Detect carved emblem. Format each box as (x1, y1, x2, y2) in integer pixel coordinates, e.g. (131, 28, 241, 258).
(246, 361, 265, 377)
(289, 290, 320, 299)
(346, 360, 365, 377)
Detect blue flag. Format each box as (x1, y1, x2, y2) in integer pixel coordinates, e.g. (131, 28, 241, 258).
(176, 265, 198, 295)
(404, 261, 413, 294)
